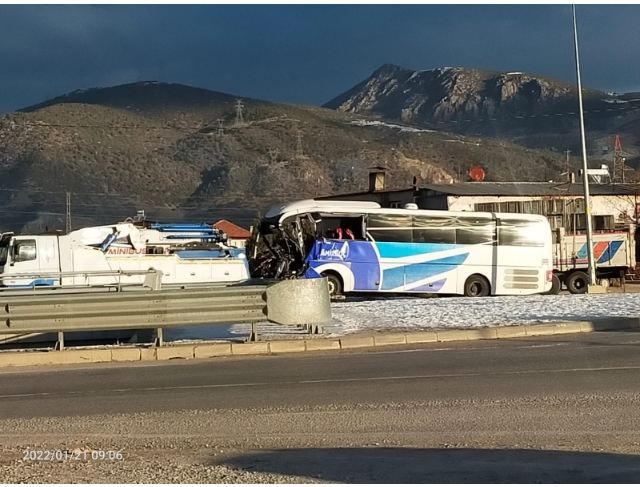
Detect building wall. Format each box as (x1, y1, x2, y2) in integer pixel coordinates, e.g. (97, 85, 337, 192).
(445, 195, 639, 223)
(227, 238, 247, 249)
(320, 189, 416, 208)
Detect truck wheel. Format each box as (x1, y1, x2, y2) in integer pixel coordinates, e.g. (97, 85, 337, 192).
(321, 273, 343, 298)
(543, 274, 562, 295)
(566, 271, 589, 294)
(464, 274, 490, 297)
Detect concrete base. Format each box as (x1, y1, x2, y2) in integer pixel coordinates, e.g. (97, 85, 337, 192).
(587, 285, 608, 294)
(2, 318, 640, 369)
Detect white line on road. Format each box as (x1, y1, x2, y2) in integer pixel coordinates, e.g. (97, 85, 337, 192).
(2, 364, 640, 400)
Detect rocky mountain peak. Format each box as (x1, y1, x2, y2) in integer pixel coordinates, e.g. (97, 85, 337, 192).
(323, 64, 621, 133)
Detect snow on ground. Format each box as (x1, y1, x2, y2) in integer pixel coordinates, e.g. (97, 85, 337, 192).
(350, 119, 436, 133)
(330, 292, 640, 335)
(167, 292, 640, 343)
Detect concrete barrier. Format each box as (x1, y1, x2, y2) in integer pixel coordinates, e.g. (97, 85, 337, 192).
(269, 340, 307, 354)
(194, 343, 232, 359)
(266, 278, 331, 326)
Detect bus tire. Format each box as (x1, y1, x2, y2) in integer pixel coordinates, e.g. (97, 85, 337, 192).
(464, 274, 490, 297)
(543, 273, 562, 295)
(566, 271, 589, 294)
(321, 272, 343, 298)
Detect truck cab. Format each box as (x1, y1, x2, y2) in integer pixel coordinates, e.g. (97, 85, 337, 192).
(0, 234, 60, 287)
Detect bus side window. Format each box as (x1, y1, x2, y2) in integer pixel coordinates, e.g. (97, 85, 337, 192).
(412, 216, 456, 244)
(367, 214, 412, 242)
(456, 216, 496, 245)
(497, 219, 545, 247)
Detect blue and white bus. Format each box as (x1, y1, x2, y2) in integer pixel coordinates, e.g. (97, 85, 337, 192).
(257, 199, 554, 297)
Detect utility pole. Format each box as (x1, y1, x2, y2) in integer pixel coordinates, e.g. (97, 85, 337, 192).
(65, 192, 71, 234)
(613, 135, 625, 183)
(572, 4, 597, 288)
(268, 148, 279, 165)
(296, 128, 304, 158)
(565, 149, 572, 182)
(234, 99, 244, 125)
(217, 119, 225, 137)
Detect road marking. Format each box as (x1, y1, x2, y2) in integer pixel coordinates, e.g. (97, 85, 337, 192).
(2, 364, 640, 400)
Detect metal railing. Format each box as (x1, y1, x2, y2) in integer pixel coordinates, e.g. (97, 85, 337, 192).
(0, 278, 331, 349)
(0, 269, 163, 294)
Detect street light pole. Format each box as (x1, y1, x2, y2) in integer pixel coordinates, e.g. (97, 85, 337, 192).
(572, 4, 597, 287)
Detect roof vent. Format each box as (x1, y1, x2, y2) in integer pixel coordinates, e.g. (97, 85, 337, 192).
(404, 203, 418, 210)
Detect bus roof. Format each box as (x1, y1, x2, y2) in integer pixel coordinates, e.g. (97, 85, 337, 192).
(265, 200, 547, 222)
(264, 199, 382, 219)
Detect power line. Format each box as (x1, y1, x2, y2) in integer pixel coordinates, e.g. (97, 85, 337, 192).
(417, 104, 640, 126)
(0, 186, 263, 201)
(3, 99, 640, 133)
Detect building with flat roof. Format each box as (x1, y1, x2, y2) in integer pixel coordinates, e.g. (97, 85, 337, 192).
(317, 171, 640, 232)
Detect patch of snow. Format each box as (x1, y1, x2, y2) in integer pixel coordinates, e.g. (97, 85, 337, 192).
(407, 72, 419, 82)
(506, 72, 523, 75)
(604, 99, 629, 104)
(329, 292, 640, 335)
(165, 322, 311, 343)
(351, 119, 436, 133)
(65, 89, 87, 97)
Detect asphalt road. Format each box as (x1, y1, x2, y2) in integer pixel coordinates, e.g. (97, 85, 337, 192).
(3, 331, 640, 482)
(2, 330, 640, 418)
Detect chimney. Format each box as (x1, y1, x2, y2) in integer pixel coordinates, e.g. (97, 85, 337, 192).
(570, 172, 576, 183)
(369, 169, 386, 192)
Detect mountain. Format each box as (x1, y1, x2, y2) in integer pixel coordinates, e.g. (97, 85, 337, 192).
(1, 81, 582, 232)
(324, 64, 640, 156)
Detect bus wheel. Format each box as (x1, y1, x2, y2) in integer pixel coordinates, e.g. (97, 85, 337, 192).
(566, 271, 589, 294)
(543, 274, 562, 295)
(322, 273, 343, 298)
(464, 274, 490, 297)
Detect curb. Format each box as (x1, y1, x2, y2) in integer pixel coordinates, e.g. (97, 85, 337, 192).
(0, 317, 638, 368)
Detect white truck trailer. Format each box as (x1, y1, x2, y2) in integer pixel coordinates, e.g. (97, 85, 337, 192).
(0, 221, 250, 288)
(548, 225, 636, 294)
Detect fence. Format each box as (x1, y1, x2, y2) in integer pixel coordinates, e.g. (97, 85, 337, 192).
(0, 278, 331, 349)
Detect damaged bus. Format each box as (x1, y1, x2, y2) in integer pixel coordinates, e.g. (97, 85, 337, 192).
(251, 199, 553, 298)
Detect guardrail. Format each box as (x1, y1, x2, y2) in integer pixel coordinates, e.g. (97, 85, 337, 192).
(0, 278, 332, 349)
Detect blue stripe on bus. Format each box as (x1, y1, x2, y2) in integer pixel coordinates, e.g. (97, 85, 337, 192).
(381, 253, 469, 290)
(375, 242, 458, 259)
(408, 278, 447, 292)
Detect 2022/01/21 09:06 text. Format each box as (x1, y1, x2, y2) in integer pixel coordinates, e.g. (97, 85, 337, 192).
(23, 449, 124, 461)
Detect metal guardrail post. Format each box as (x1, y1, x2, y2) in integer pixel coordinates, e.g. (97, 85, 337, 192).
(249, 323, 258, 342)
(152, 328, 164, 348)
(55, 332, 65, 350)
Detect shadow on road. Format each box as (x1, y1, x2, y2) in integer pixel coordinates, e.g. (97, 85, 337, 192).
(219, 447, 640, 483)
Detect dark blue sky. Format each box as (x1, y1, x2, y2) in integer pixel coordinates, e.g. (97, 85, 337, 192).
(1, 4, 639, 114)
